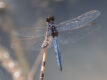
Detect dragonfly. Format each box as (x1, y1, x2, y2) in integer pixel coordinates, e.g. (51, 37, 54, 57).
(13, 10, 101, 80)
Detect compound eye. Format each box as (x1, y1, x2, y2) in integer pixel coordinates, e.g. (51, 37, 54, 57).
(49, 16, 54, 21)
(46, 16, 55, 22)
(46, 18, 50, 22)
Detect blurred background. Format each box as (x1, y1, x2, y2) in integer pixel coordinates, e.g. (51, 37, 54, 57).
(0, 0, 107, 80)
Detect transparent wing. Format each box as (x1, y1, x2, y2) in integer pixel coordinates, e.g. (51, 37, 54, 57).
(57, 10, 101, 32)
(11, 33, 53, 52)
(58, 23, 101, 44)
(11, 35, 43, 52)
(12, 26, 46, 52)
(12, 26, 46, 39)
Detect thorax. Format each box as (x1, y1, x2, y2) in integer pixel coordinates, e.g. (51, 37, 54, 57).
(48, 22, 58, 38)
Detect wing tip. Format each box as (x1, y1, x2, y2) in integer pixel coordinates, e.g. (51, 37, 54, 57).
(91, 9, 101, 16)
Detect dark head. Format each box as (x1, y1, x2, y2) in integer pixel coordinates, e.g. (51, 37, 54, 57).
(46, 16, 55, 23)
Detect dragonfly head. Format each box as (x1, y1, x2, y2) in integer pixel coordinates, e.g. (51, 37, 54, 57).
(46, 16, 55, 23)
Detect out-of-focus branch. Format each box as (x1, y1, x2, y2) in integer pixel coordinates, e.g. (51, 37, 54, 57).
(3, 16, 30, 75)
(28, 50, 43, 80)
(0, 46, 26, 80)
(0, 12, 30, 79)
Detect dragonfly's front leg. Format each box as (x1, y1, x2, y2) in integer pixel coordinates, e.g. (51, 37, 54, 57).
(41, 32, 50, 48)
(41, 39, 49, 48)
